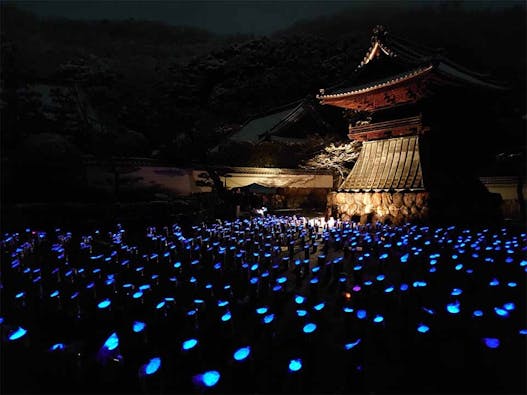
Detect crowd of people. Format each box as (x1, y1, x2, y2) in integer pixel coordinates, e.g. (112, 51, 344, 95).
(1, 215, 526, 394)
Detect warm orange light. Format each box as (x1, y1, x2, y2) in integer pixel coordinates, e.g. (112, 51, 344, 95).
(344, 292, 351, 299)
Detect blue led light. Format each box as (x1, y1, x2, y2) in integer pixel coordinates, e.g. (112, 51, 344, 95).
(195, 370, 221, 387)
(50, 290, 59, 297)
(430, 259, 437, 265)
(133, 321, 146, 333)
(256, 307, 268, 315)
(103, 332, 119, 351)
(8, 327, 27, 341)
(503, 302, 515, 311)
(250, 264, 258, 271)
(313, 302, 325, 311)
(190, 276, 197, 283)
(519, 329, 527, 335)
(233, 346, 251, 361)
(50, 343, 65, 351)
(133, 291, 143, 299)
(263, 314, 275, 324)
(296, 309, 307, 317)
(288, 359, 302, 372)
(482, 338, 500, 349)
(364, 280, 373, 286)
(98, 299, 111, 309)
(489, 278, 499, 286)
(139, 284, 151, 291)
(417, 324, 430, 333)
(144, 357, 161, 375)
(344, 339, 361, 350)
(303, 323, 317, 333)
(413, 281, 427, 288)
(310, 277, 319, 284)
(187, 310, 196, 316)
(400, 253, 409, 263)
(507, 282, 517, 288)
(294, 296, 305, 304)
(446, 301, 460, 314)
(182, 338, 198, 350)
(156, 301, 166, 309)
(400, 283, 409, 291)
(174, 262, 181, 269)
(15, 292, 25, 299)
(494, 307, 509, 317)
(373, 315, 384, 323)
(357, 310, 367, 319)
(343, 307, 354, 313)
(272, 285, 282, 292)
(451, 288, 463, 296)
(384, 286, 394, 293)
(473, 310, 483, 317)
(455, 264, 463, 271)
(376, 274, 385, 281)
(217, 300, 229, 307)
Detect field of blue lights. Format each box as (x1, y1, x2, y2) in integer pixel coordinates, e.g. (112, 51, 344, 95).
(1, 217, 526, 393)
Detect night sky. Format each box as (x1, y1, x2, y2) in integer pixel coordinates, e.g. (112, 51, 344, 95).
(11, 0, 523, 35)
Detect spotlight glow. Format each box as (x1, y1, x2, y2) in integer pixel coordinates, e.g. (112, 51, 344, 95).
(221, 312, 232, 322)
(373, 315, 384, 323)
(417, 324, 430, 333)
(98, 299, 111, 309)
(103, 332, 119, 351)
(256, 307, 268, 315)
(446, 301, 460, 314)
(296, 309, 307, 317)
(263, 314, 275, 324)
(143, 357, 161, 375)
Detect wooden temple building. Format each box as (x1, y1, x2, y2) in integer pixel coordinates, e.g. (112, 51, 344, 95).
(318, 26, 506, 224)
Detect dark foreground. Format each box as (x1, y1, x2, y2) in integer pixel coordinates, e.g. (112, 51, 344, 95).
(1, 216, 526, 394)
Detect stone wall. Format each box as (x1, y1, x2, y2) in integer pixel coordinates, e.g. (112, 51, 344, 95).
(327, 191, 430, 224)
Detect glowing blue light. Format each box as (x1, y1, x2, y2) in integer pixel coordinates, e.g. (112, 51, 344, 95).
(507, 282, 517, 288)
(364, 280, 373, 286)
(288, 359, 302, 372)
(384, 286, 394, 293)
(303, 323, 317, 333)
(15, 292, 25, 299)
(250, 264, 258, 271)
(50, 343, 65, 351)
(494, 307, 509, 317)
(233, 346, 251, 361)
(294, 296, 305, 304)
(343, 307, 354, 313)
(454, 263, 463, 271)
(263, 314, 275, 324)
(195, 370, 221, 387)
(503, 302, 515, 311)
(313, 302, 325, 311)
(139, 284, 151, 291)
(417, 324, 429, 333)
(430, 259, 437, 265)
(451, 288, 463, 296)
(296, 309, 307, 317)
(519, 329, 527, 335)
(473, 310, 483, 317)
(505, 257, 513, 264)
(133, 321, 146, 333)
(187, 310, 196, 316)
(272, 285, 282, 292)
(489, 278, 499, 286)
(373, 315, 384, 323)
(217, 300, 229, 307)
(256, 307, 268, 315)
(144, 357, 161, 375)
(103, 332, 119, 351)
(344, 339, 361, 350)
(98, 299, 111, 309)
(446, 301, 460, 314)
(221, 311, 232, 321)
(400, 284, 409, 291)
(174, 262, 181, 269)
(520, 260, 527, 267)
(353, 265, 362, 271)
(357, 310, 367, 319)
(190, 276, 197, 283)
(0, 317, 3, 324)
(50, 290, 59, 297)
(310, 277, 319, 284)
(250, 277, 258, 284)
(8, 327, 27, 341)
(380, 253, 388, 260)
(182, 338, 198, 350)
(482, 338, 500, 349)
(376, 274, 385, 281)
